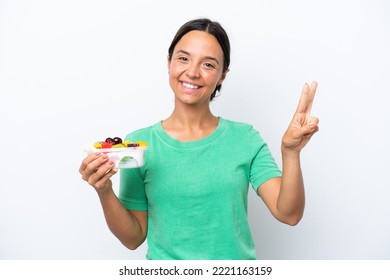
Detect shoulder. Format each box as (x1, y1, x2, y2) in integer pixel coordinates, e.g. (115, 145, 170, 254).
(221, 118, 267, 147)
(222, 118, 259, 136)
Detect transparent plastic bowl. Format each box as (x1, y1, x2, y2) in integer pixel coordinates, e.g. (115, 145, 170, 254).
(84, 146, 147, 169)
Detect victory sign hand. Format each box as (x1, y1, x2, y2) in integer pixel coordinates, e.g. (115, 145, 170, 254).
(282, 81, 319, 153)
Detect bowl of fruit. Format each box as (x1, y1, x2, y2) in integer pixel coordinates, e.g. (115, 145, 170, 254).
(84, 137, 148, 169)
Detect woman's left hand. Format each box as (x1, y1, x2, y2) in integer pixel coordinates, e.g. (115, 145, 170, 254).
(282, 81, 319, 153)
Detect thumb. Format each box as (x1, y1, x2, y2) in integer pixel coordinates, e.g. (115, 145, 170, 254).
(307, 117, 319, 132)
(302, 122, 318, 136)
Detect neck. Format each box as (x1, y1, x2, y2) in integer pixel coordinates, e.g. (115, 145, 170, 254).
(166, 99, 217, 126)
(162, 103, 219, 141)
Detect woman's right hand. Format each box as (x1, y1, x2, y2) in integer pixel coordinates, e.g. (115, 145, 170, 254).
(79, 153, 118, 193)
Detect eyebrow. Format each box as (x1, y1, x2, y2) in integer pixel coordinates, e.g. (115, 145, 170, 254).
(176, 49, 221, 65)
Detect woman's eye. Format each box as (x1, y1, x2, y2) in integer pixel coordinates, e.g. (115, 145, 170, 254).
(178, 57, 188, 62)
(204, 63, 215, 69)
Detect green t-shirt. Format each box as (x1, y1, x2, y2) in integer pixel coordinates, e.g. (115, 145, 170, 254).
(118, 117, 282, 260)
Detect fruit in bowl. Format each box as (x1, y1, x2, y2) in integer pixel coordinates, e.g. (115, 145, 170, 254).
(85, 137, 148, 168)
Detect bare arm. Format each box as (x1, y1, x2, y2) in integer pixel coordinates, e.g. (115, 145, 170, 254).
(258, 155, 304, 226)
(79, 153, 147, 249)
(97, 188, 147, 249)
(258, 82, 319, 226)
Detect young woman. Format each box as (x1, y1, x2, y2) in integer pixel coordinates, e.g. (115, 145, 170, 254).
(79, 18, 319, 260)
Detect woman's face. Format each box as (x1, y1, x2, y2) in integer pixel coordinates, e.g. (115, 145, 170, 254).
(168, 30, 227, 106)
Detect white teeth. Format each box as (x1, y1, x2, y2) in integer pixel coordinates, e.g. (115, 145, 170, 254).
(182, 82, 199, 89)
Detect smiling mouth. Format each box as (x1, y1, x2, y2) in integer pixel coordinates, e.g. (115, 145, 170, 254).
(181, 82, 200, 89)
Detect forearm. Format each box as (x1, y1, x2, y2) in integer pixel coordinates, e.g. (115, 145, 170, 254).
(97, 188, 146, 249)
(268, 80, 318, 225)
(277, 150, 305, 225)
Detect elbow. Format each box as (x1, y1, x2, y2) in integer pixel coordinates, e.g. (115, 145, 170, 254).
(275, 203, 304, 226)
(126, 244, 141, 251)
(121, 237, 146, 251)
(284, 216, 302, 226)
(120, 234, 146, 250)
(123, 239, 145, 250)
(277, 212, 304, 226)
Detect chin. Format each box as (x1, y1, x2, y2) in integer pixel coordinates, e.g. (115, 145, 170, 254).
(176, 94, 210, 105)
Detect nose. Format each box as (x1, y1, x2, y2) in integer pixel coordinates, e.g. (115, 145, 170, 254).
(186, 63, 200, 79)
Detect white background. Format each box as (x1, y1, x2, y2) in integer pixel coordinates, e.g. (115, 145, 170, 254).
(1, 0, 389, 260)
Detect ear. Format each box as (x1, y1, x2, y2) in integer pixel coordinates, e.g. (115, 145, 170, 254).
(218, 68, 230, 85)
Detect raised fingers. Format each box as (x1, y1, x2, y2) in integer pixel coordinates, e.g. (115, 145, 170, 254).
(295, 81, 317, 115)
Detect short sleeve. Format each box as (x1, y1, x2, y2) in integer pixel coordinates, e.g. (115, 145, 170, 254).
(118, 132, 148, 210)
(249, 129, 282, 192)
(118, 168, 148, 210)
